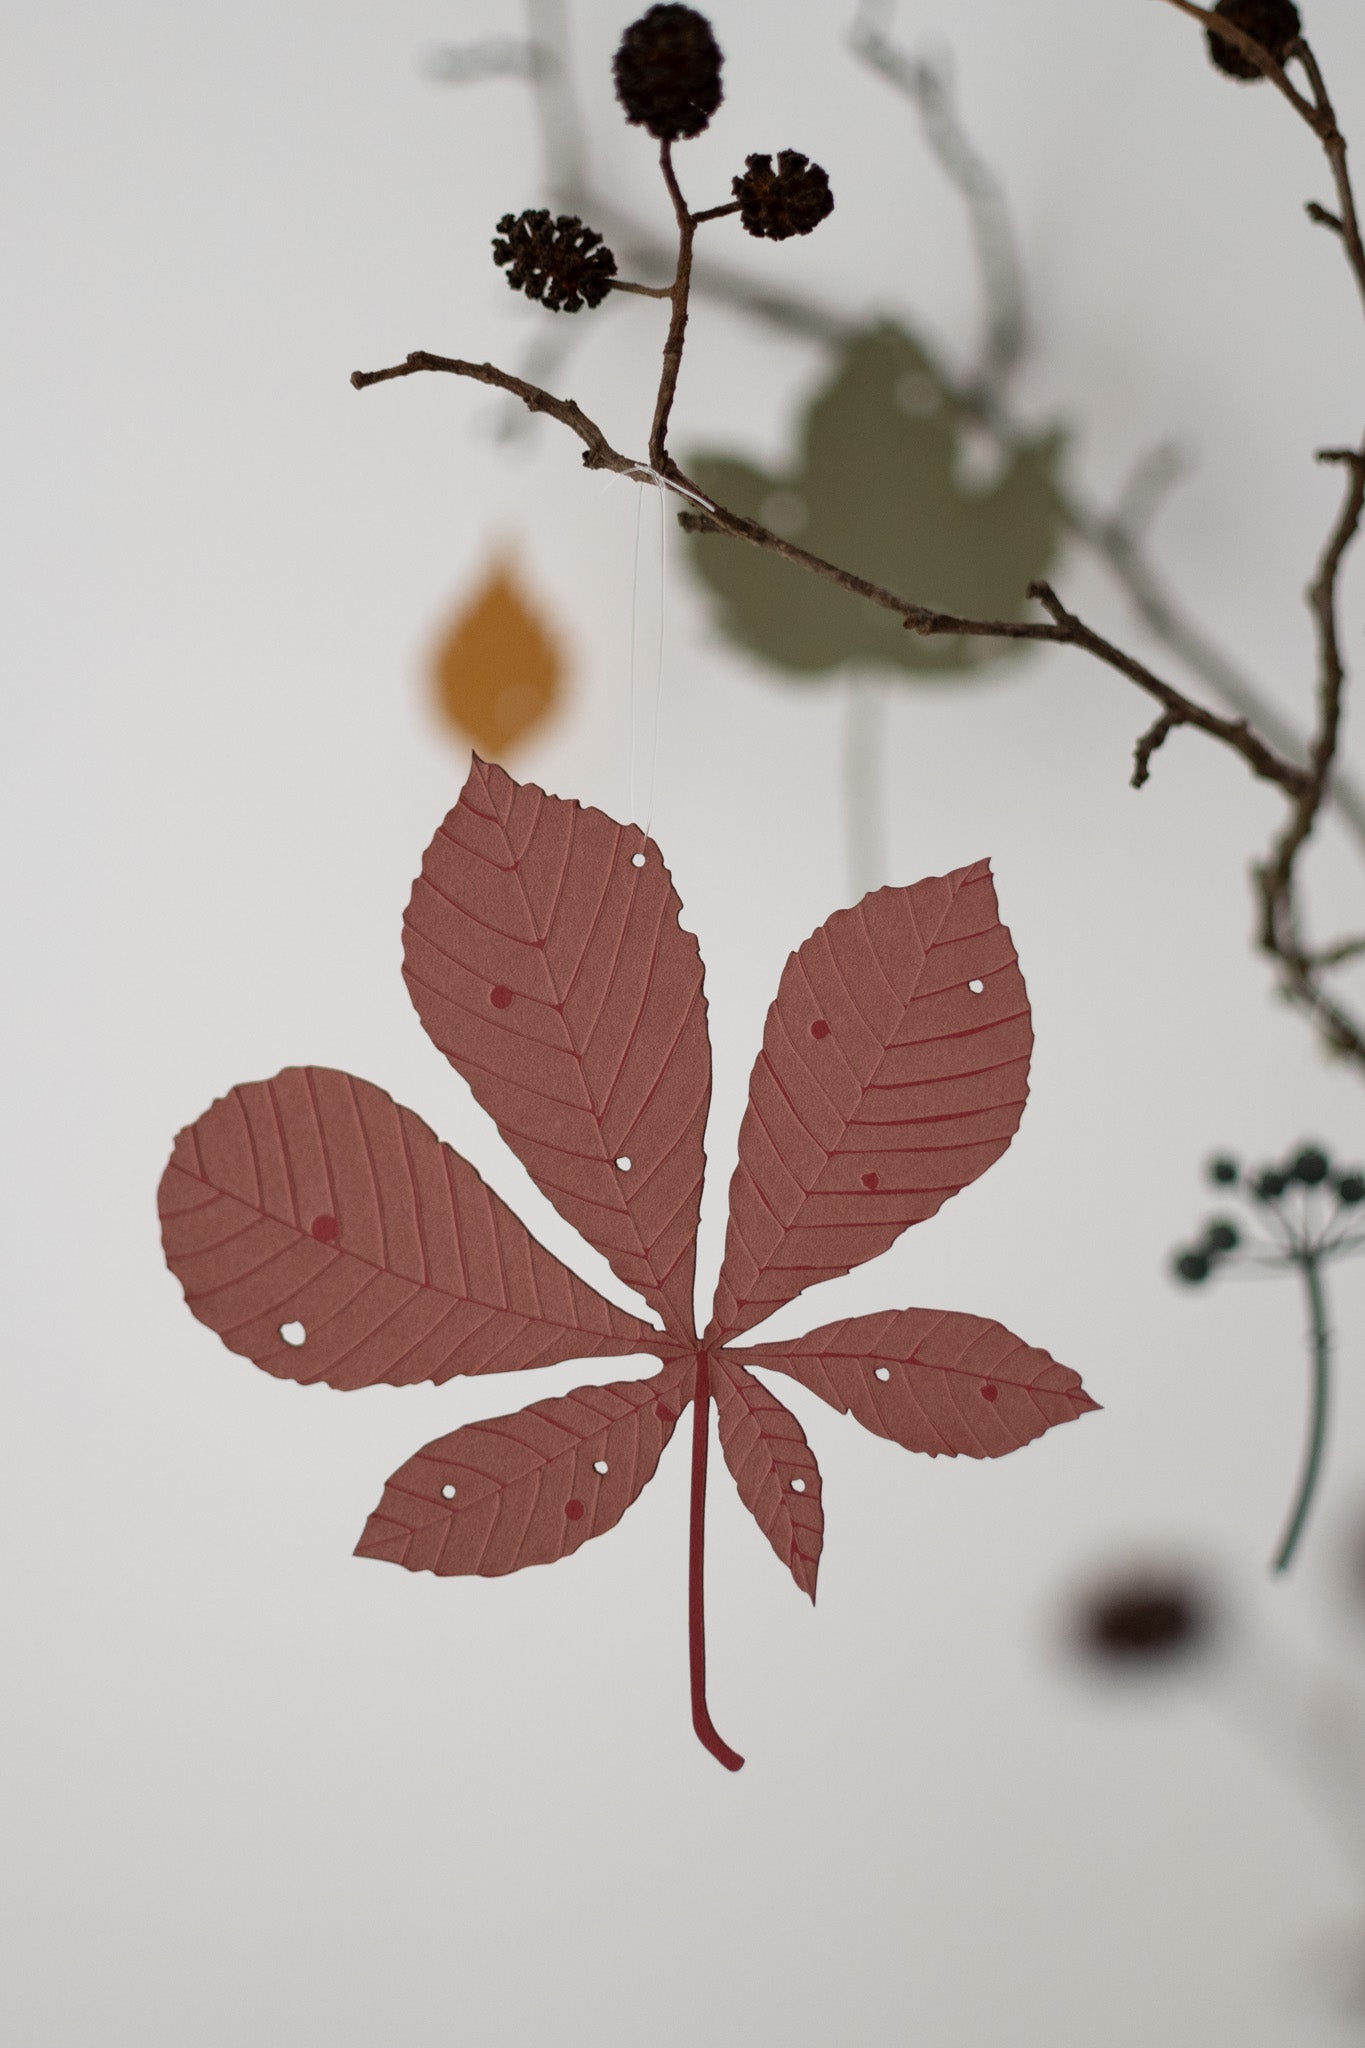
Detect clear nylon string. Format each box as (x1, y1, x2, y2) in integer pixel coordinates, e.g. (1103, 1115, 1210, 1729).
(626, 468, 668, 838)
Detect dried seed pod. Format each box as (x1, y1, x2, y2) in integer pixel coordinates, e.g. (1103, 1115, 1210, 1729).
(613, 5, 723, 141)
(732, 151, 834, 241)
(1078, 1577, 1214, 1666)
(1206, 0, 1301, 80)
(491, 209, 617, 312)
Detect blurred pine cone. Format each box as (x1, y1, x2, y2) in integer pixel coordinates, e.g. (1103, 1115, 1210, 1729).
(613, 5, 723, 141)
(1206, 0, 1301, 79)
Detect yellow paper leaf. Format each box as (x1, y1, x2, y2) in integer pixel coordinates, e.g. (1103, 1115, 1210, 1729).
(430, 554, 565, 755)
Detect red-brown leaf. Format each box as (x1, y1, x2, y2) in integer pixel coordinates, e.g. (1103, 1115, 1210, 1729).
(355, 1361, 693, 1574)
(158, 1067, 656, 1389)
(708, 863, 1031, 1340)
(740, 1307, 1097, 1457)
(711, 1353, 823, 1600)
(403, 758, 710, 1339)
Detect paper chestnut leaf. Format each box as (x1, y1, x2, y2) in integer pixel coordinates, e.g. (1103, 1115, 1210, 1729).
(158, 758, 1096, 1769)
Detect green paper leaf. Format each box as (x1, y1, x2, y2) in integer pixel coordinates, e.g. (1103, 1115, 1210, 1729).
(686, 323, 1066, 679)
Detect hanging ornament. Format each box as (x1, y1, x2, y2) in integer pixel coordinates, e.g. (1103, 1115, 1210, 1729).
(158, 759, 1095, 1772)
(429, 551, 566, 755)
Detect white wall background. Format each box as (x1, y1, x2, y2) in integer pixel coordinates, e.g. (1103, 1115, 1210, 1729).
(6, 2, 1365, 2042)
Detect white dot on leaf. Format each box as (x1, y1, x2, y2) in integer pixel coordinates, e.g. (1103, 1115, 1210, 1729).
(615, 1156, 632, 1172)
(790, 1477, 806, 1493)
(593, 1460, 609, 1475)
(441, 1483, 457, 1500)
(630, 852, 646, 869)
(279, 1321, 306, 1347)
(967, 979, 984, 995)
(874, 1366, 891, 1382)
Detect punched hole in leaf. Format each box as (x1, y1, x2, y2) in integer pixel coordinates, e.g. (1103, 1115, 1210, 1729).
(630, 852, 646, 868)
(593, 1459, 609, 1475)
(967, 979, 984, 995)
(441, 1483, 457, 1500)
(615, 1155, 632, 1172)
(790, 1477, 807, 1493)
(874, 1366, 891, 1382)
(279, 1321, 306, 1347)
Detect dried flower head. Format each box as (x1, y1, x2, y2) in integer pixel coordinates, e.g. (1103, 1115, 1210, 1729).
(1206, 0, 1301, 79)
(491, 210, 618, 313)
(732, 151, 834, 241)
(1078, 1576, 1213, 1667)
(613, 5, 723, 141)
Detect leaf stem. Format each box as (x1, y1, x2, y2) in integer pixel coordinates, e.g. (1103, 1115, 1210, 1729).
(1272, 1254, 1332, 1573)
(688, 1352, 744, 1770)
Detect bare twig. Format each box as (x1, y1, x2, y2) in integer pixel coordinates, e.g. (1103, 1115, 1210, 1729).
(847, 23, 1026, 401)
(350, 352, 636, 476)
(649, 141, 696, 469)
(1132, 708, 1181, 789)
(1255, 429, 1365, 1053)
(1308, 934, 1365, 971)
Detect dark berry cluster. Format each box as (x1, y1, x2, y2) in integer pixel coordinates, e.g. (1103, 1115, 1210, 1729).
(1206, 0, 1301, 80)
(613, 4, 723, 140)
(1172, 1214, 1240, 1286)
(491, 210, 618, 312)
(1171, 1141, 1365, 1284)
(1077, 1576, 1212, 1667)
(732, 151, 834, 241)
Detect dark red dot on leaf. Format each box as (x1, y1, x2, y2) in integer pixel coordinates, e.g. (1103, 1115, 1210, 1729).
(311, 1214, 339, 1243)
(810, 1019, 830, 1039)
(980, 1383, 999, 1403)
(489, 984, 514, 1009)
(861, 1172, 879, 1191)
(564, 1499, 586, 1521)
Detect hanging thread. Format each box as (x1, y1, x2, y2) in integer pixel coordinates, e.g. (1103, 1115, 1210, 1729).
(626, 466, 669, 838)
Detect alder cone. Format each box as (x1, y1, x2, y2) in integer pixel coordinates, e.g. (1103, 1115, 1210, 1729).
(613, 5, 723, 140)
(1207, 0, 1300, 77)
(491, 209, 617, 313)
(733, 152, 834, 241)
